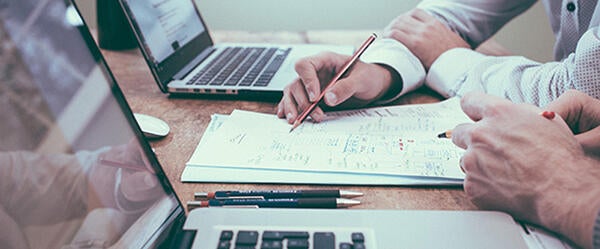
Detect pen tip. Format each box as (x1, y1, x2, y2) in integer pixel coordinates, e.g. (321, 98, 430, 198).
(336, 198, 361, 208)
(437, 130, 452, 139)
(339, 190, 364, 198)
(289, 121, 300, 133)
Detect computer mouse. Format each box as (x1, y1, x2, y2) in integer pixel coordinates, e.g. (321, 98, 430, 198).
(133, 113, 170, 139)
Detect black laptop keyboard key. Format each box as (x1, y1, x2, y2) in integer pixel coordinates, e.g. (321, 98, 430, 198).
(217, 240, 231, 249)
(261, 240, 283, 249)
(220, 230, 234, 241)
(339, 243, 352, 249)
(286, 239, 309, 249)
(351, 232, 364, 243)
(313, 232, 335, 249)
(236, 231, 259, 246)
(262, 231, 310, 240)
(353, 243, 366, 249)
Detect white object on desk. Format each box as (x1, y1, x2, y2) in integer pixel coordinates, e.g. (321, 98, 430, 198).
(183, 99, 470, 185)
(133, 113, 170, 139)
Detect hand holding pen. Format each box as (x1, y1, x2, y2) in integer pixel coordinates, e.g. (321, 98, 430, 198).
(278, 34, 395, 129)
(289, 34, 377, 132)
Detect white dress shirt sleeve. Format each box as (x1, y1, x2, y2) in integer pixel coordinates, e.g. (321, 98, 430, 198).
(427, 27, 600, 107)
(360, 38, 426, 104)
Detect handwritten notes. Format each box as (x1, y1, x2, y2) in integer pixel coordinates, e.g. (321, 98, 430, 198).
(187, 98, 470, 180)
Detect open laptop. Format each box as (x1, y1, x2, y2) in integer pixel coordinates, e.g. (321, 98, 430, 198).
(0, 1, 572, 248)
(116, 0, 353, 98)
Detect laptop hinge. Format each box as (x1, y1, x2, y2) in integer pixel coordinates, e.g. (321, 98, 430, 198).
(173, 47, 216, 80)
(171, 230, 197, 249)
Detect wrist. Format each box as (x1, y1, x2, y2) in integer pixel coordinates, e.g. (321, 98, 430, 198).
(538, 157, 600, 248)
(373, 63, 402, 102)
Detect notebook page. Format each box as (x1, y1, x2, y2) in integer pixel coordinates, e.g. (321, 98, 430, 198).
(188, 98, 470, 179)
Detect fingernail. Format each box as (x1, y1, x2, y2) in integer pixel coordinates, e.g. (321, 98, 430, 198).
(286, 113, 294, 122)
(325, 92, 337, 105)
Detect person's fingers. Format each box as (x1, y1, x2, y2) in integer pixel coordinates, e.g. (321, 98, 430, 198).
(295, 52, 345, 102)
(323, 76, 361, 106)
(450, 123, 474, 149)
(546, 90, 600, 133)
(280, 83, 301, 123)
(277, 101, 285, 118)
(290, 80, 326, 122)
(410, 8, 435, 22)
(459, 91, 510, 121)
(384, 16, 421, 41)
(294, 57, 323, 102)
(575, 126, 600, 157)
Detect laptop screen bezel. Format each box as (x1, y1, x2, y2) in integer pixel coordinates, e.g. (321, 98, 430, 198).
(118, 0, 214, 92)
(69, 1, 188, 247)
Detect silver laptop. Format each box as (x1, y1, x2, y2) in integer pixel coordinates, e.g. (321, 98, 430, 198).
(117, 0, 352, 98)
(0, 1, 568, 248)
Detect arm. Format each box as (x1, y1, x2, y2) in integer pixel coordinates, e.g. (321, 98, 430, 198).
(451, 91, 600, 249)
(0, 151, 91, 225)
(427, 27, 600, 107)
(417, 0, 536, 48)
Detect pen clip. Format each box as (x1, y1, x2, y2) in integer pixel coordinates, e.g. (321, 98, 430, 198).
(215, 196, 265, 200)
(218, 205, 260, 208)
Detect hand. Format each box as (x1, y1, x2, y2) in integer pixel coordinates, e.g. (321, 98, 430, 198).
(546, 90, 600, 158)
(277, 52, 399, 123)
(88, 139, 161, 211)
(383, 9, 470, 70)
(451, 92, 600, 249)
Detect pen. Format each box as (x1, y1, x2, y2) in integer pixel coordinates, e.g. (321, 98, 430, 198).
(194, 190, 363, 200)
(436, 110, 556, 139)
(186, 198, 360, 209)
(289, 33, 378, 133)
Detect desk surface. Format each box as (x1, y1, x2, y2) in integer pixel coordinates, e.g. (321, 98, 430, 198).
(100, 30, 503, 211)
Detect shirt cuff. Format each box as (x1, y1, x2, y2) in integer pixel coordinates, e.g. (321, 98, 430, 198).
(360, 38, 426, 104)
(426, 48, 487, 98)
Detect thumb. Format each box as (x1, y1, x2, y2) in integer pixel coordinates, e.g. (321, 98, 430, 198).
(323, 77, 360, 106)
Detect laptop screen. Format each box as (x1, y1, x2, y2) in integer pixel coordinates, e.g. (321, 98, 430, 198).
(0, 1, 182, 248)
(120, 0, 214, 88)
(122, 0, 205, 64)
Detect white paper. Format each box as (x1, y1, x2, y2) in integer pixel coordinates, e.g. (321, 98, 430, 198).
(185, 98, 470, 183)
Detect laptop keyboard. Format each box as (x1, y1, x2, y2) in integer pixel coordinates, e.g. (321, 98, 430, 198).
(186, 47, 291, 87)
(216, 230, 367, 249)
